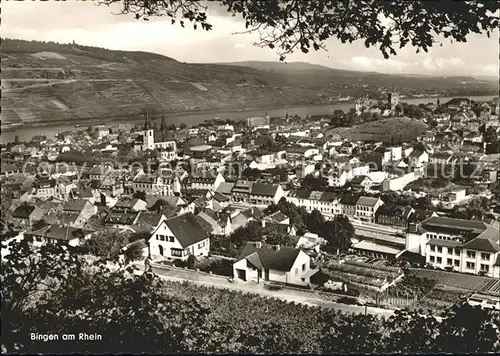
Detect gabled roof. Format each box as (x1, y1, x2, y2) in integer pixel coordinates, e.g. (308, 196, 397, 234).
(160, 213, 210, 248)
(27, 225, 93, 241)
(63, 199, 89, 212)
(12, 205, 37, 219)
(265, 211, 289, 223)
(421, 216, 487, 233)
(213, 191, 231, 202)
(356, 196, 380, 207)
(251, 183, 279, 197)
(350, 175, 370, 185)
(215, 182, 235, 195)
(235, 242, 302, 272)
(460, 225, 500, 253)
(340, 194, 360, 206)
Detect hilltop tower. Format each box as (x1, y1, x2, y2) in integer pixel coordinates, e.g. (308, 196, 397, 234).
(388, 91, 400, 112)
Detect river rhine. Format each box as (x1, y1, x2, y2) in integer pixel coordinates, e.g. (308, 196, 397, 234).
(0, 95, 497, 143)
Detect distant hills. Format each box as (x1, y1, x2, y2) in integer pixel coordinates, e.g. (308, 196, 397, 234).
(1, 38, 497, 128)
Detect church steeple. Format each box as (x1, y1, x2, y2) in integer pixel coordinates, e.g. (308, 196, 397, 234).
(144, 111, 150, 130)
(160, 111, 166, 142)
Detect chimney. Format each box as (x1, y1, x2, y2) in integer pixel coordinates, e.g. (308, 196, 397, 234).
(261, 219, 266, 228)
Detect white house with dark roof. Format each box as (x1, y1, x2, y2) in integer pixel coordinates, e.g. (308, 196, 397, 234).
(148, 212, 211, 260)
(233, 242, 312, 286)
(286, 190, 342, 216)
(355, 196, 383, 222)
(249, 183, 284, 206)
(407, 216, 500, 277)
(25, 225, 94, 247)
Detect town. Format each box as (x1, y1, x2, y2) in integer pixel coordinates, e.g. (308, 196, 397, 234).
(2, 92, 499, 316)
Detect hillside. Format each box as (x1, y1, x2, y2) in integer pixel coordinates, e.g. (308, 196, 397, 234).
(1, 38, 497, 128)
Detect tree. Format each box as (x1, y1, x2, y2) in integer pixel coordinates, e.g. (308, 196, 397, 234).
(124, 240, 146, 263)
(321, 313, 383, 353)
(300, 174, 327, 191)
(81, 230, 129, 259)
(305, 209, 325, 234)
(319, 215, 354, 252)
(31, 219, 48, 230)
(433, 303, 500, 353)
(180, 123, 187, 130)
(101, 1, 499, 61)
(413, 196, 433, 211)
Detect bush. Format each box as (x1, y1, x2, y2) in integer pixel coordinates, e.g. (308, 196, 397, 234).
(187, 255, 197, 270)
(124, 241, 146, 263)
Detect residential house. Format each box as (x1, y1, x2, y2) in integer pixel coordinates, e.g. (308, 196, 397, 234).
(408, 150, 429, 168)
(340, 194, 360, 218)
(287, 190, 342, 216)
(375, 204, 414, 228)
(25, 225, 93, 247)
(60, 199, 97, 228)
(132, 173, 180, 196)
(148, 213, 211, 260)
(197, 209, 232, 236)
(12, 205, 44, 228)
(1, 163, 20, 178)
(350, 175, 372, 190)
(33, 179, 75, 201)
(233, 241, 312, 286)
(249, 183, 285, 206)
(429, 151, 454, 165)
(185, 172, 225, 192)
(355, 196, 384, 222)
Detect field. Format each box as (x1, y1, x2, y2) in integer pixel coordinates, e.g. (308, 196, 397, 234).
(330, 117, 428, 143)
(409, 268, 494, 291)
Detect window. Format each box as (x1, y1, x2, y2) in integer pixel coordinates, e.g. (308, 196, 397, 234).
(480, 264, 490, 273)
(169, 236, 174, 242)
(160, 235, 165, 241)
(454, 260, 460, 267)
(466, 262, 475, 269)
(466, 251, 476, 259)
(481, 253, 490, 260)
(447, 258, 452, 266)
(430, 256, 435, 263)
(437, 257, 442, 264)
(430, 245, 435, 252)
(454, 248, 460, 256)
(437, 246, 442, 253)
(302, 263, 306, 271)
(171, 248, 183, 257)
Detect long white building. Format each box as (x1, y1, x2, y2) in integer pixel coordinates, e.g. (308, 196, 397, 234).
(406, 216, 500, 278)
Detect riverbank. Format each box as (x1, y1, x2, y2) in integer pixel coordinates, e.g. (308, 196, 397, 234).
(1, 94, 497, 142)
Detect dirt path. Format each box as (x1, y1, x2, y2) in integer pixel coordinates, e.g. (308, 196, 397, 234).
(134, 262, 394, 317)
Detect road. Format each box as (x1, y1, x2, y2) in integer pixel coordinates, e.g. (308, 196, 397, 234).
(134, 262, 395, 317)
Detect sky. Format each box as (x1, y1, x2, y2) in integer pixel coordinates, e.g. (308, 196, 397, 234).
(2, 1, 499, 77)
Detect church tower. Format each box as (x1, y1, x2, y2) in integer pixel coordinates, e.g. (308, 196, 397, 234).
(160, 111, 166, 142)
(143, 112, 155, 151)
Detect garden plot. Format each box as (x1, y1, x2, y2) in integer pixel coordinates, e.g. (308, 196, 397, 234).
(409, 268, 492, 291)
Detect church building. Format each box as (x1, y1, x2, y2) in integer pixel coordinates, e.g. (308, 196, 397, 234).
(134, 113, 177, 153)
